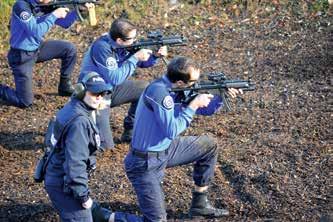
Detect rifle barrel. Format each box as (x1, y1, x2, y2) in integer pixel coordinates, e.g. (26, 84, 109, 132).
(170, 81, 255, 92)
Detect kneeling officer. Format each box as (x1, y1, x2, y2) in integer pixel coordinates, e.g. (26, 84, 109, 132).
(44, 72, 142, 222)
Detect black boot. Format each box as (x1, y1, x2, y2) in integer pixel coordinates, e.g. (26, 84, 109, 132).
(58, 77, 74, 96)
(91, 202, 112, 222)
(189, 191, 229, 218)
(120, 129, 133, 143)
(0, 97, 10, 106)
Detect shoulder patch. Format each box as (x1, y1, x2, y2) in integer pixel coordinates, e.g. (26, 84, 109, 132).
(19, 11, 32, 21)
(106, 57, 117, 70)
(162, 95, 174, 109)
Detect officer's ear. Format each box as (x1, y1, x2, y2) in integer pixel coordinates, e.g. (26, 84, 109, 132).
(116, 37, 123, 45)
(175, 80, 186, 87)
(73, 72, 100, 100)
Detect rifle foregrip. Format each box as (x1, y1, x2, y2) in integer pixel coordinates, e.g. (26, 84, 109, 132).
(225, 81, 256, 91)
(225, 82, 249, 88)
(161, 38, 186, 45)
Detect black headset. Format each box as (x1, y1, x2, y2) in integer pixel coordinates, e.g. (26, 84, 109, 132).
(73, 72, 101, 100)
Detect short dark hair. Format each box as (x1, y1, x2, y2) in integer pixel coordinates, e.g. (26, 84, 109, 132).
(109, 18, 136, 41)
(166, 56, 197, 83)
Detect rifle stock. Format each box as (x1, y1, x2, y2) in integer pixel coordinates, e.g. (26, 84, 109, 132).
(38, 0, 100, 24)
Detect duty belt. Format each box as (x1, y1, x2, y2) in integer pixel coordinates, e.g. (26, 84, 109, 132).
(131, 148, 169, 159)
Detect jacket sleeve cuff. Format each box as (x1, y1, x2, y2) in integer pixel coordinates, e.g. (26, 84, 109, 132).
(48, 13, 58, 23)
(182, 106, 195, 126)
(128, 55, 139, 65)
(78, 194, 90, 204)
(184, 106, 196, 116)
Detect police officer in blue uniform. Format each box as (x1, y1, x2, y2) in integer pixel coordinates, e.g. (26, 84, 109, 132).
(79, 17, 168, 148)
(44, 71, 143, 222)
(124, 56, 243, 221)
(0, 0, 90, 108)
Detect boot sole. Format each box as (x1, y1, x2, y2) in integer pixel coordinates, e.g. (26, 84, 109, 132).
(189, 209, 229, 219)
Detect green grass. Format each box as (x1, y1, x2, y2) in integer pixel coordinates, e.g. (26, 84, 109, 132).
(0, 0, 15, 52)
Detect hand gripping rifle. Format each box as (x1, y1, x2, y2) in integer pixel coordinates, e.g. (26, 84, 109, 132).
(170, 72, 256, 111)
(38, 0, 101, 25)
(121, 30, 187, 64)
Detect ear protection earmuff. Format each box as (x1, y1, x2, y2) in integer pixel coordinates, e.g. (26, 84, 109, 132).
(73, 72, 100, 100)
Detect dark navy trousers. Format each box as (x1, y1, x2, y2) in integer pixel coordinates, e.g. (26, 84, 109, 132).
(46, 184, 145, 222)
(96, 79, 148, 149)
(124, 135, 219, 222)
(0, 40, 76, 108)
(45, 184, 93, 222)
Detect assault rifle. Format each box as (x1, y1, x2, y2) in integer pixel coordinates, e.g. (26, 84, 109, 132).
(121, 30, 187, 55)
(170, 72, 256, 111)
(38, 0, 100, 24)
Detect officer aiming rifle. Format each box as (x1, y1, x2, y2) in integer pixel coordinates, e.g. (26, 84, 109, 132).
(171, 72, 256, 111)
(120, 30, 187, 64)
(79, 18, 171, 148)
(38, 0, 100, 25)
(124, 57, 246, 221)
(0, 0, 96, 108)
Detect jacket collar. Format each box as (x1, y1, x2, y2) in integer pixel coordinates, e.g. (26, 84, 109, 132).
(162, 75, 173, 88)
(109, 37, 120, 49)
(70, 98, 95, 114)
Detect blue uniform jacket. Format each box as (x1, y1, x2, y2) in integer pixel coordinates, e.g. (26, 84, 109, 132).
(79, 34, 158, 88)
(45, 98, 100, 204)
(10, 0, 78, 51)
(131, 75, 223, 152)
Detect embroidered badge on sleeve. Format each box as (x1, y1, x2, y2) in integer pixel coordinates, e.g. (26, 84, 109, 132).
(162, 95, 174, 110)
(20, 11, 32, 22)
(106, 57, 118, 70)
